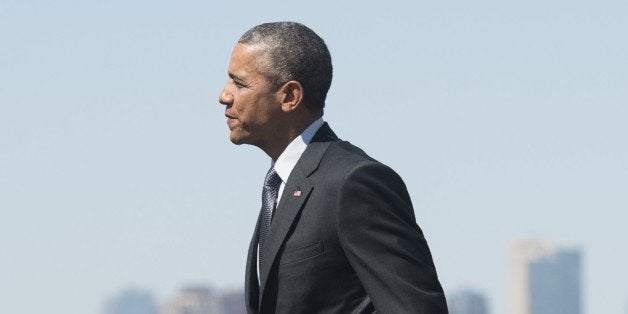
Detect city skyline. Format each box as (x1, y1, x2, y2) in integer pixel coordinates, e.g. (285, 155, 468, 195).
(104, 239, 596, 314)
(103, 286, 244, 314)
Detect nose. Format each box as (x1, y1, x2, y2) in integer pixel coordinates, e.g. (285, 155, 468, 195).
(219, 83, 233, 106)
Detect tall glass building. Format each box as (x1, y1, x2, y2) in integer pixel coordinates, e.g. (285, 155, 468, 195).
(529, 250, 582, 314)
(510, 240, 582, 314)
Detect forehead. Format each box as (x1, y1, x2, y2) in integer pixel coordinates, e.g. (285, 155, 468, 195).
(228, 43, 268, 76)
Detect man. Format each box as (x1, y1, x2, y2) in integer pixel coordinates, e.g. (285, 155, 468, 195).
(219, 22, 448, 314)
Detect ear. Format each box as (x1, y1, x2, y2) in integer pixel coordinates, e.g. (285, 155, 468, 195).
(278, 81, 304, 113)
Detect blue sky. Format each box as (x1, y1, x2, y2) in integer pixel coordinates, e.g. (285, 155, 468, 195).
(1, 1, 627, 313)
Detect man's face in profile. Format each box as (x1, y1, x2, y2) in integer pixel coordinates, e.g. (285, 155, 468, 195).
(219, 43, 282, 149)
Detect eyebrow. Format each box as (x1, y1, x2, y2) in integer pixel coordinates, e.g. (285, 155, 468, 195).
(229, 72, 245, 83)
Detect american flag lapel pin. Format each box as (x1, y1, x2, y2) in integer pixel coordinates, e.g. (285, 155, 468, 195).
(293, 189, 302, 197)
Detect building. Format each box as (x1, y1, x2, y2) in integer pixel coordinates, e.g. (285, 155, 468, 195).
(219, 290, 246, 314)
(102, 288, 157, 314)
(160, 286, 221, 314)
(448, 289, 489, 314)
(510, 240, 582, 314)
(529, 249, 582, 314)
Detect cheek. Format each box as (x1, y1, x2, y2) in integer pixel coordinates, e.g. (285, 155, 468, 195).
(233, 97, 258, 124)
(232, 93, 247, 115)
(235, 92, 275, 126)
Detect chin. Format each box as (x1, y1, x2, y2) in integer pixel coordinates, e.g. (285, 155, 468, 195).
(229, 132, 248, 145)
(229, 136, 244, 145)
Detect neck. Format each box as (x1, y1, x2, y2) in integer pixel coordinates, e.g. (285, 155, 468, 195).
(262, 113, 322, 160)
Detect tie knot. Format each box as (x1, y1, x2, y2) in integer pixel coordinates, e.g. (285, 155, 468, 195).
(264, 167, 281, 188)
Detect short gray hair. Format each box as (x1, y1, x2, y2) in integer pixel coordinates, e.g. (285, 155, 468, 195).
(238, 22, 333, 110)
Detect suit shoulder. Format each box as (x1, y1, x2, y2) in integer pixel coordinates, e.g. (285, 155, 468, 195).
(328, 139, 371, 160)
(316, 140, 397, 179)
(328, 140, 374, 162)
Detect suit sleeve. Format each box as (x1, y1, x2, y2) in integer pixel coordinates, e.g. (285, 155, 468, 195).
(337, 162, 448, 314)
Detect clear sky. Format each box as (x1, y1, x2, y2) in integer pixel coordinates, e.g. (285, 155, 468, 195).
(1, 1, 626, 313)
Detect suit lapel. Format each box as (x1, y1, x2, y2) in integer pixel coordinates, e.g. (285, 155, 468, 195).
(257, 123, 338, 304)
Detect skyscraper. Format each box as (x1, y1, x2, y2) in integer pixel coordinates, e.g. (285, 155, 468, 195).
(448, 289, 489, 314)
(510, 240, 582, 314)
(102, 288, 157, 314)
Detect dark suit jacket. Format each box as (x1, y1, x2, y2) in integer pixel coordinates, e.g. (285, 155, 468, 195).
(245, 123, 448, 313)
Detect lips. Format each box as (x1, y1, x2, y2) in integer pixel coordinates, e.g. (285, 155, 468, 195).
(225, 114, 238, 129)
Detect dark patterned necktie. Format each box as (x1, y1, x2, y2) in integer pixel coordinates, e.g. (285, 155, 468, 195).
(259, 167, 281, 271)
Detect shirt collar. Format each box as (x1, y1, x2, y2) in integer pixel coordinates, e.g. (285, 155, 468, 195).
(273, 118, 325, 183)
